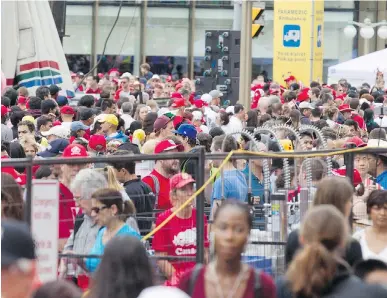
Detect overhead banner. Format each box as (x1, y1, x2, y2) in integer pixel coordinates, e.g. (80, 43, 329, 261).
(273, 0, 324, 86)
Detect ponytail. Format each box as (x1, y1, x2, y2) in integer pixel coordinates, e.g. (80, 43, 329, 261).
(286, 242, 337, 297)
(121, 200, 136, 221)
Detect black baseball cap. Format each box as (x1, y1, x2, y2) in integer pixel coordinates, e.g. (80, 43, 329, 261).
(49, 84, 61, 95)
(1, 220, 36, 267)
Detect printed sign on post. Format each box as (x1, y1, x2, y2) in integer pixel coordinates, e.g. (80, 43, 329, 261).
(31, 180, 59, 282)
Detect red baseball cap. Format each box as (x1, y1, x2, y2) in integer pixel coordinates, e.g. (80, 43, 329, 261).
(284, 75, 296, 82)
(154, 139, 183, 154)
(17, 96, 27, 105)
(171, 92, 183, 100)
(170, 173, 195, 189)
(60, 105, 75, 115)
(339, 104, 353, 113)
(62, 144, 88, 158)
(344, 136, 367, 148)
(88, 135, 106, 152)
(52, 120, 62, 127)
(332, 167, 362, 187)
(193, 99, 208, 109)
(171, 98, 185, 108)
(1, 105, 10, 117)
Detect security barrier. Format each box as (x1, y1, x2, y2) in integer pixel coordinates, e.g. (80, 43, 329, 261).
(2, 144, 387, 284)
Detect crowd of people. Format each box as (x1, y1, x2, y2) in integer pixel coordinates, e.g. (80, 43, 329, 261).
(2, 66, 387, 298)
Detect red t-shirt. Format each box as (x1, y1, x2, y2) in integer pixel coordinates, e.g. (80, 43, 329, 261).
(59, 183, 76, 239)
(152, 208, 209, 283)
(178, 266, 276, 298)
(85, 88, 101, 94)
(142, 169, 172, 210)
(352, 113, 366, 130)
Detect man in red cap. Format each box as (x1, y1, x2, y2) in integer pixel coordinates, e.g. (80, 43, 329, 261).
(60, 105, 75, 129)
(152, 172, 209, 286)
(339, 104, 354, 121)
(142, 139, 183, 210)
(57, 144, 90, 250)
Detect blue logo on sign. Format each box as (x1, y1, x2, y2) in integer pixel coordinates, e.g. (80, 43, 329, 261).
(283, 25, 301, 48)
(317, 25, 322, 48)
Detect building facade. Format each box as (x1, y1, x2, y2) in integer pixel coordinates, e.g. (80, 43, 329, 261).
(58, 0, 387, 82)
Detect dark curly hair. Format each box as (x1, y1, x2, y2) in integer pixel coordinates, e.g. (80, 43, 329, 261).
(88, 236, 153, 298)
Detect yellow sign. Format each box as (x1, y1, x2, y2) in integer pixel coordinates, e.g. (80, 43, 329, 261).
(252, 7, 264, 38)
(273, 0, 324, 86)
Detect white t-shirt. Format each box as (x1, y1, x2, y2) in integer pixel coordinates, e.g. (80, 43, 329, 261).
(203, 107, 217, 130)
(121, 114, 135, 130)
(374, 116, 387, 128)
(353, 228, 387, 263)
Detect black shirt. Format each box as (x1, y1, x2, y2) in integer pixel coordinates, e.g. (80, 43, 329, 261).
(123, 178, 155, 234)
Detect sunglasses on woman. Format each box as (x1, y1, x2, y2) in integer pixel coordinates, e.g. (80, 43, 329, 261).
(91, 206, 108, 214)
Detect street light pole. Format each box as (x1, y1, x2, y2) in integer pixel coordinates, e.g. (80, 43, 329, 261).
(344, 18, 387, 56)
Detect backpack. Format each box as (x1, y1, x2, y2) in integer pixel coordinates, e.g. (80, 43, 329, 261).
(187, 264, 263, 297)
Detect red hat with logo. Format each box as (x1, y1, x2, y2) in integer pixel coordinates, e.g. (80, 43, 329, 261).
(170, 173, 195, 189)
(1, 105, 10, 117)
(339, 104, 353, 113)
(154, 139, 183, 154)
(88, 135, 107, 152)
(171, 98, 185, 108)
(344, 136, 367, 148)
(62, 144, 88, 158)
(332, 167, 362, 187)
(60, 105, 75, 115)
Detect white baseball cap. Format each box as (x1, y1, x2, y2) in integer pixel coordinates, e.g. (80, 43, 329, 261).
(138, 286, 190, 298)
(209, 89, 223, 98)
(192, 110, 203, 121)
(299, 101, 314, 110)
(41, 125, 70, 139)
(226, 106, 235, 114)
(152, 74, 161, 80)
(120, 72, 132, 79)
(201, 93, 212, 104)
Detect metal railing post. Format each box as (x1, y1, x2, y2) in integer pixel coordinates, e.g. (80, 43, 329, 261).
(196, 146, 205, 264)
(24, 157, 33, 227)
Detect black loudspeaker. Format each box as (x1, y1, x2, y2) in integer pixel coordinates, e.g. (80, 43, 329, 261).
(50, 1, 67, 44)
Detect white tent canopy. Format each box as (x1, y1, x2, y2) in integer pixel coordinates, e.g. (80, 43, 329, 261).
(328, 49, 387, 88)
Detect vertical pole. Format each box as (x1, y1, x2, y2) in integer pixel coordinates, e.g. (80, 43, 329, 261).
(345, 145, 355, 230)
(25, 158, 33, 227)
(232, 0, 242, 30)
(140, 0, 148, 67)
(91, 0, 99, 76)
(196, 147, 206, 264)
(363, 38, 370, 56)
(239, 0, 252, 108)
(187, 0, 196, 79)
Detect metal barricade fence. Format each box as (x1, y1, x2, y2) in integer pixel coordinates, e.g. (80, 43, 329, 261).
(2, 146, 386, 283)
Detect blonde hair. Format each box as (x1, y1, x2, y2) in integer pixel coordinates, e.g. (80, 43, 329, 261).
(286, 205, 348, 297)
(96, 166, 124, 191)
(19, 135, 39, 153)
